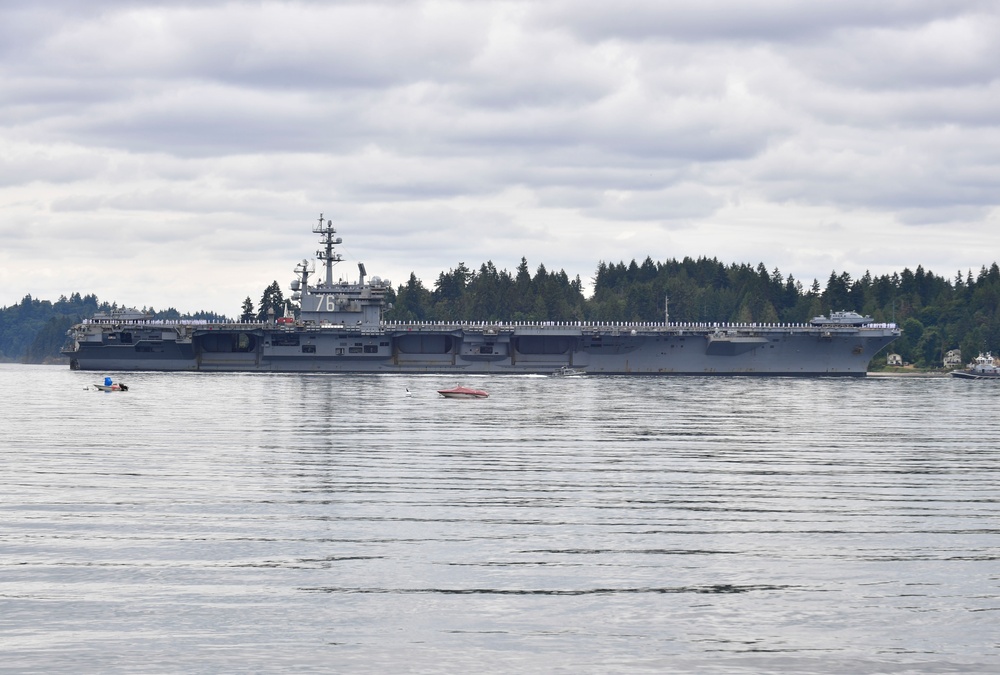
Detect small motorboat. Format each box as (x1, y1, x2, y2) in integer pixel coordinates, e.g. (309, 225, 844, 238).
(93, 376, 128, 392)
(550, 366, 586, 377)
(93, 383, 128, 391)
(437, 385, 489, 399)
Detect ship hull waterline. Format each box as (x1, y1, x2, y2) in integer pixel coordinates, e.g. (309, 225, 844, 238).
(65, 323, 899, 376)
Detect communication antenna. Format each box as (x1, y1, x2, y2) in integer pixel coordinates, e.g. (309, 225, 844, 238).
(313, 214, 343, 287)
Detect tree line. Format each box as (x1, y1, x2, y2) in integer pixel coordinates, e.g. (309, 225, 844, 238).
(5, 257, 999, 368)
(376, 257, 1000, 369)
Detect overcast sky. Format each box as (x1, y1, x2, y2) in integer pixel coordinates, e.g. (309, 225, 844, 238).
(2, 1, 999, 315)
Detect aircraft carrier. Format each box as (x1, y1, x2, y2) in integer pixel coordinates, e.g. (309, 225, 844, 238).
(63, 215, 901, 376)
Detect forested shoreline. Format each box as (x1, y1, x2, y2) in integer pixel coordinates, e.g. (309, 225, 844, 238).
(0, 293, 228, 364)
(4, 257, 999, 369)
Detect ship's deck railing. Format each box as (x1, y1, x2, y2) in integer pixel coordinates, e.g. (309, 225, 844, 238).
(81, 318, 220, 325)
(381, 320, 899, 331)
(80, 318, 898, 331)
(81, 318, 286, 328)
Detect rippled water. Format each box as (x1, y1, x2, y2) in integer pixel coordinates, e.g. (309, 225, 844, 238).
(2, 364, 998, 673)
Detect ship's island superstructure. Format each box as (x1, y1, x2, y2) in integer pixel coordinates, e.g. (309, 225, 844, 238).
(63, 215, 901, 375)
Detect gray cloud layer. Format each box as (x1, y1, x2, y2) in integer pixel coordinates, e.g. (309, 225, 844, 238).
(2, 0, 999, 313)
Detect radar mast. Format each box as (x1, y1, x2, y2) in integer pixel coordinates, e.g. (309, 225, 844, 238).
(313, 214, 343, 287)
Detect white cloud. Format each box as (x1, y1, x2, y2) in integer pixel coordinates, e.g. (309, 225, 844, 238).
(2, 0, 1000, 314)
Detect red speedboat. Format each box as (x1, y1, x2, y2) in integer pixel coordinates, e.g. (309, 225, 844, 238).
(437, 385, 489, 399)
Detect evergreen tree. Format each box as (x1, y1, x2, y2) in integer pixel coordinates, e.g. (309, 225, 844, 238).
(240, 297, 255, 322)
(389, 273, 431, 321)
(257, 281, 285, 321)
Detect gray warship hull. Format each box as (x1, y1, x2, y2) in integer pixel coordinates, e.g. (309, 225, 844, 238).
(62, 214, 900, 375)
(64, 320, 899, 376)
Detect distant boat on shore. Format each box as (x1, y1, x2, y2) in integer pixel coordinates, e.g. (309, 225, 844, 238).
(950, 353, 1000, 379)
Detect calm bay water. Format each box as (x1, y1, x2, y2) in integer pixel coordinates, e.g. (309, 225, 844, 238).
(1, 363, 998, 673)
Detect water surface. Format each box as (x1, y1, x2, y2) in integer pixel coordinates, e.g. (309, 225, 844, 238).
(1, 365, 998, 673)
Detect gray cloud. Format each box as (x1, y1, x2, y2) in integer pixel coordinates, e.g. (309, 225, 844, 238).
(2, 0, 999, 314)
(531, 1, 991, 44)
